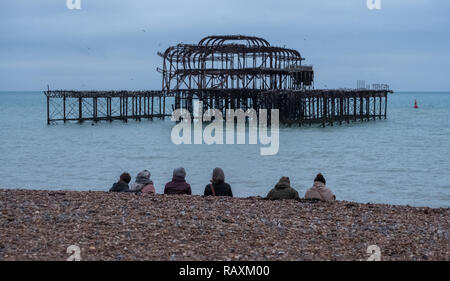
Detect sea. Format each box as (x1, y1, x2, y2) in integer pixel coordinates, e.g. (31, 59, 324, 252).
(0, 91, 449, 208)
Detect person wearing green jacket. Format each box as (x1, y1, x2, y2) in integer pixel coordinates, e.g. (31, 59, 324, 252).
(266, 176, 300, 200)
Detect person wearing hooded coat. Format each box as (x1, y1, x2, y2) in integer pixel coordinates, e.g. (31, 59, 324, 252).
(164, 167, 192, 195)
(130, 170, 156, 194)
(204, 167, 233, 197)
(305, 173, 336, 202)
(266, 176, 299, 200)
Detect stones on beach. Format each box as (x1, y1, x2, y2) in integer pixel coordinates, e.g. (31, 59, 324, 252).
(0, 189, 448, 261)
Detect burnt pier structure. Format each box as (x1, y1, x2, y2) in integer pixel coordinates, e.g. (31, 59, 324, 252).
(45, 90, 169, 123)
(45, 35, 392, 125)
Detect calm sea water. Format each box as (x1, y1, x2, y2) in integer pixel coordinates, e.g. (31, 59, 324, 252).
(0, 91, 449, 207)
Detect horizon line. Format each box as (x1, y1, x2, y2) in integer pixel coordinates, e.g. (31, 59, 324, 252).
(1, 90, 450, 93)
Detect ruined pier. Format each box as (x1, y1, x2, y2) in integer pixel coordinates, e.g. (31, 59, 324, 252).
(45, 35, 392, 126)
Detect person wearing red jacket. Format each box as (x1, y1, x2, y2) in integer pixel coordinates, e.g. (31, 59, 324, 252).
(164, 167, 192, 195)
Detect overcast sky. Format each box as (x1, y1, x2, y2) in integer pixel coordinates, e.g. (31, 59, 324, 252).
(0, 0, 449, 91)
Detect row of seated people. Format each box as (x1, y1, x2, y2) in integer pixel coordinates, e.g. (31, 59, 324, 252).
(110, 167, 335, 202)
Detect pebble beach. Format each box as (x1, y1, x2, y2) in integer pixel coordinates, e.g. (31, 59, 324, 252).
(0, 189, 448, 261)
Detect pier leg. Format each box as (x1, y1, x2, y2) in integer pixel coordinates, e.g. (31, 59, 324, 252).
(151, 94, 154, 120)
(93, 97, 98, 122)
(360, 96, 363, 122)
(125, 97, 128, 122)
(47, 95, 50, 125)
(78, 97, 83, 123)
(63, 95, 66, 123)
(163, 96, 166, 119)
(366, 96, 370, 121)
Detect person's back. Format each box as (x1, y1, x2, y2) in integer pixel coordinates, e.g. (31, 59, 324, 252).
(204, 182, 233, 197)
(266, 177, 299, 200)
(109, 172, 132, 193)
(305, 173, 336, 202)
(164, 167, 192, 195)
(204, 168, 233, 197)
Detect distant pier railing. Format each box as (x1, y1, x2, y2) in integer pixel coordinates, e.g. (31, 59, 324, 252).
(45, 89, 392, 126)
(45, 90, 169, 124)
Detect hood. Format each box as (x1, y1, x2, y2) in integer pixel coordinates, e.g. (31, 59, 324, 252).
(173, 167, 186, 179)
(275, 179, 291, 190)
(135, 170, 153, 185)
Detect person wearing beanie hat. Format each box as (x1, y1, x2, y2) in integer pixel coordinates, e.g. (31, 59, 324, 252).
(164, 167, 192, 195)
(173, 167, 186, 178)
(130, 170, 156, 194)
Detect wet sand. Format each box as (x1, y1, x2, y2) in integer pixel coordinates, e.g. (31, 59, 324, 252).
(0, 189, 448, 261)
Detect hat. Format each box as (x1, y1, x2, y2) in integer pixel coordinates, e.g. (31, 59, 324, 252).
(173, 167, 186, 179)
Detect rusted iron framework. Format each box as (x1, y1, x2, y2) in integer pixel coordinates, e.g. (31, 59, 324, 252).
(45, 90, 168, 123)
(169, 88, 389, 126)
(45, 35, 392, 126)
(158, 35, 313, 93)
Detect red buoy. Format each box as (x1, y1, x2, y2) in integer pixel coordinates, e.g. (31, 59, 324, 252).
(414, 100, 419, 109)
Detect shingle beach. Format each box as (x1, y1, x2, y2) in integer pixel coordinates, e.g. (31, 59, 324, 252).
(0, 189, 448, 261)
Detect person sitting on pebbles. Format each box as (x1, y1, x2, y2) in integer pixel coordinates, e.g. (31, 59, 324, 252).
(164, 167, 192, 195)
(305, 173, 336, 202)
(109, 172, 132, 192)
(130, 170, 155, 194)
(204, 167, 233, 197)
(266, 176, 299, 200)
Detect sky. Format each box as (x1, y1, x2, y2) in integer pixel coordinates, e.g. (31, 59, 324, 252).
(0, 0, 449, 91)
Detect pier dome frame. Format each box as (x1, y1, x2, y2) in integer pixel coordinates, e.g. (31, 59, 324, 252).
(158, 35, 314, 94)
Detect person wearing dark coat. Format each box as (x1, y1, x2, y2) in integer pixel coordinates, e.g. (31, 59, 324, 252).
(204, 167, 233, 197)
(164, 167, 192, 195)
(109, 172, 132, 192)
(266, 176, 300, 200)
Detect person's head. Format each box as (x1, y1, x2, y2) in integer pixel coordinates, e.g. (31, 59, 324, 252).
(120, 172, 131, 184)
(211, 167, 225, 184)
(173, 167, 186, 179)
(136, 170, 151, 183)
(314, 173, 326, 184)
(275, 176, 290, 189)
(279, 176, 290, 184)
